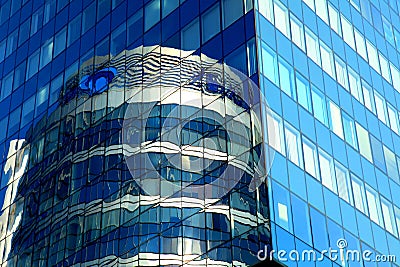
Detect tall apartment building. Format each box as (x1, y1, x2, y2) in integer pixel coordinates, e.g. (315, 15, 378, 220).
(0, 0, 399, 266)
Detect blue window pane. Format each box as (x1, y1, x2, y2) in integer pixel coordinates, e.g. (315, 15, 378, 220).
(128, 9, 143, 45)
(311, 86, 328, 126)
(225, 45, 247, 75)
(278, 57, 295, 99)
(202, 3, 220, 43)
(370, 136, 386, 172)
(291, 194, 312, 245)
(181, 18, 200, 51)
(162, 0, 179, 18)
(222, 0, 243, 28)
(272, 181, 292, 232)
(145, 0, 161, 31)
(310, 207, 329, 249)
(261, 43, 277, 84)
(0, 116, 7, 142)
(296, 72, 312, 112)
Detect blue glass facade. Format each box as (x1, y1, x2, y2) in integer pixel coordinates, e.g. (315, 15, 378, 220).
(0, 0, 400, 266)
(256, 0, 400, 266)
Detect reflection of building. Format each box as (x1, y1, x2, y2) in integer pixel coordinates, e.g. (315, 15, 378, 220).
(0, 45, 272, 266)
(1, 0, 400, 266)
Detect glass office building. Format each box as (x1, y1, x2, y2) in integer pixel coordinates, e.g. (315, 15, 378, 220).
(0, 0, 400, 266)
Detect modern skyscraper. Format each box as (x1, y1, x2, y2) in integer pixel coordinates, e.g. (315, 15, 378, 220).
(0, 0, 399, 266)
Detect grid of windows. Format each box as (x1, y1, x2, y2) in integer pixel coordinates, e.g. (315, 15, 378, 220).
(257, 0, 400, 264)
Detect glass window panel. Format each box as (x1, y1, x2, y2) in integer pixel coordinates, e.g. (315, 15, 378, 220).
(267, 111, 285, 155)
(244, 0, 253, 13)
(383, 146, 399, 182)
(258, 0, 273, 22)
(319, 150, 337, 193)
(127, 9, 143, 46)
(82, 3, 96, 34)
(379, 53, 391, 83)
(162, 0, 179, 18)
(225, 45, 247, 75)
(111, 23, 126, 56)
(278, 57, 295, 98)
(0, 116, 7, 142)
(1, 72, 13, 101)
(40, 38, 53, 68)
(362, 82, 375, 113)
(0, 0, 11, 25)
(351, 174, 367, 214)
(290, 15, 305, 51)
(356, 123, 372, 162)
(261, 43, 277, 84)
(366, 186, 382, 226)
(296, 72, 312, 112)
(370, 136, 386, 171)
(0, 39, 5, 62)
(68, 15, 81, 47)
(303, 0, 315, 10)
(145, 0, 160, 31)
(343, 113, 357, 148)
(328, 3, 341, 36)
(335, 56, 348, 90)
(97, 0, 111, 21)
(27, 51, 40, 80)
(21, 95, 35, 127)
(8, 107, 21, 135)
(57, 0, 68, 12)
(328, 101, 344, 139)
(44, 0, 56, 24)
(374, 93, 388, 124)
(311, 86, 328, 126)
(222, 0, 243, 29)
(54, 27, 66, 57)
(335, 162, 352, 204)
(112, 0, 124, 9)
(273, 1, 289, 37)
(395, 207, 400, 238)
(302, 138, 319, 179)
(341, 15, 355, 49)
(272, 181, 292, 232)
(18, 19, 30, 46)
(247, 38, 257, 76)
(284, 124, 302, 167)
(354, 29, 367, 60)
(31, 7, 43, 36)
(13, 63, 24, 90)
(366, 40, 380, 73)
(315, 0, 328, 23)
(389, 63, 400, 92)
(36, 85, 49, 116)
(305, 28, 320, 65)
(379, 200, 395, 236)
(291, 195, 312, 244)
(202, 3, 221, 44)
(181, 18, 200, 51)
(350, 0, 360, 10)
(383, 18, 395, 45)
(395, 28, 400, 51)
(6, 29, 18, 57)
(348, 67, 362, 103)
(50, 75, 63, 106)
(320, 42, 335, 77)
(387, 104, 399, 134)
